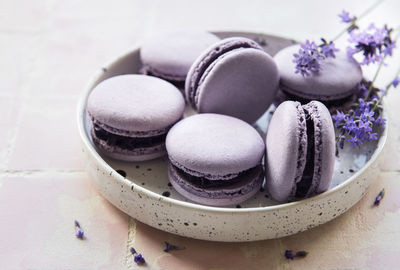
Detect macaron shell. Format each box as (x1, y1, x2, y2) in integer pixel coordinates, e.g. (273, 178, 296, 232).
(185, 37, 262, 104)
(168, 163, 264, 206)
(196, 48, 279, 123)
(303, 101, 335, 195)
(265, 101, 307, 202)
(140, 31, 220, 80)
(91, 129, 166, 161)
(166, 113, 265, 178)
(87, 74, 185, 134)
(274, 45, 362, 100)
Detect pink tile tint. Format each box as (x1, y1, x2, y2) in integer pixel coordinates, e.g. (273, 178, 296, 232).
(27, 16, 146, 98)
(0, 34, 38, 97)
(7, 96, 84, 171)
(0, 173, 129, 269)
(0, 0, 49, 31)
(132, 221, 281, 270)
(0, 97, 21, 163)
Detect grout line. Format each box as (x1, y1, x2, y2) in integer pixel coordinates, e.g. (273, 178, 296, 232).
(1, 25, 43, 171)
(1, 95, 28, 171)
(125, 217, 137, 269)
(0, 169, 86, 178)
(379, 169, 400, 173)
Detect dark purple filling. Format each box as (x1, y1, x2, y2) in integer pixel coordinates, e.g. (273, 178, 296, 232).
(280, 86, 356, 108)
(295, 110, 315, 198)
(172, 164, 261, 189)
(145, 71, 185, 89)
(93, 124, 167, 150)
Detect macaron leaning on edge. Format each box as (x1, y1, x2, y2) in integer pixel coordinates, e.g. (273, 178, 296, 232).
(140, 31, 220, 86)
(87, 74, 185, 161)
(265, 100, 335, 202)
(166, 113, 265, 206)
(185, 37, 279, 123)
(274, 44, 362, 101)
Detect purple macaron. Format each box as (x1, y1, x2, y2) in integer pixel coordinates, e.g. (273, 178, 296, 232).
(166, 113, 265, 206)
(265, 100, 335, 202)
(274, 44, 362, 101)
(185, 37, 279, 123)
(140, 31, 220, 87)
(87, 74, 185, 161)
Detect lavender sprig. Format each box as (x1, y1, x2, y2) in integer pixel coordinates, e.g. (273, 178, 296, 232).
(332, 82, 383, 149)
(130, 247, 146, 264)
(293, 0, 387, 77)
(74, 220, 84, 239)
(374, 188, 385, 206)
(293, 39, 338, 77)
(338, 10, 356, 23)
(284, 250, 308, 260)
(347, 24, 396, 65)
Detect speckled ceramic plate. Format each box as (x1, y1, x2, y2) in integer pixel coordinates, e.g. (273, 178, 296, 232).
(77, 32, 387, 242)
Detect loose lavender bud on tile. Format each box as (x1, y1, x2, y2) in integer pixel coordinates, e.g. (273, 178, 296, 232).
(74, 220, 84, 239)
(374, 188, 385, 206)
(285, 250, 308, 260)
(164, 241, 185, 252)
(134, 253, 146, 264)
(285, 250, 294, 260)
(130, 247, 145, 264)
(75, 229, 84, 239)
(74, 220, 81, 228)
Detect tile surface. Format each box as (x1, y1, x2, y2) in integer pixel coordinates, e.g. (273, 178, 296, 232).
(0, 0, 400, 269)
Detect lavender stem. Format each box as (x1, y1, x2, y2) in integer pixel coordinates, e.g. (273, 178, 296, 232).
(331, 0, 385, 41)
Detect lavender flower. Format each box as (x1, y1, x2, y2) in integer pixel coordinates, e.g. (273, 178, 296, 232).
(338, 10, 356, 23)
(374, 188, 385, 206)
(332, 83, 385, 149)
(332, 111, 346, 127)
(320, 39, 339, 58)
(393, 77, 400, 88)
(293, 40, 323, 76)
(347, 24, 396, 65)
(74, 220, 84, 239)
(163, 241, 185, 252)
(130, 247, 146, 264)
(284, 250, 308, 260)
(375, 117, 386, 126)
(293, 39, 338, 77)
(356, 82, 369, 98)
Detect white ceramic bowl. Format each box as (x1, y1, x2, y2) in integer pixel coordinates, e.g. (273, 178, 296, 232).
(77, 32, 387, 242)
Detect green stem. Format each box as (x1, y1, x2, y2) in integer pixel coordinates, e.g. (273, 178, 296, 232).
(331, 0, 385, 41)
(364, 56, 387, 101)
(331, 27, 352, 42)
(365, 30, 400, 101)
(373, 67, 400, 111)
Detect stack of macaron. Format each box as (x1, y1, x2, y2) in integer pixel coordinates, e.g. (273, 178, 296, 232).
(86, 30, 363, 206)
